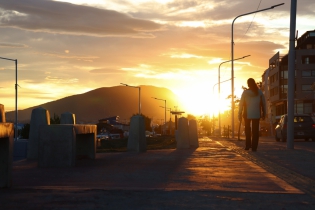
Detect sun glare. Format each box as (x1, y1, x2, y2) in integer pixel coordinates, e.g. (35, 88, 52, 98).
(173, 85, 230, 117)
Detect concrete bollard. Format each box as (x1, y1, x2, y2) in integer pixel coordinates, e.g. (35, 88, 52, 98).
(189, 119, 199, 148)
(127, 115, 146, 152)
(27, 107, 50, 159)
(0, 104, 5, 122)
(60, 112, 76, 124)
(176, 117, 190, 149)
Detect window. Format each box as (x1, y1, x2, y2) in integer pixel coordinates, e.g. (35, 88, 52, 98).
(302, 55, 315, 64)
(304, 103, 313, 114)
(280, 85, 287, 99)
(302, 84, 312, 91)
(281, 70, 288, 79)
(296, 102, 303, 114)
(301, 70, 315, 77)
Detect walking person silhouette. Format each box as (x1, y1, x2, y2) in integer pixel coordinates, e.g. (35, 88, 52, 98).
(238, 78, 266, 151)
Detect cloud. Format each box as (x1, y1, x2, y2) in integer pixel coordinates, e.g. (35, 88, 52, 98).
(89, 68, 125, 74)
(45, 75, 79, 84)
(0, 0, 163, 37)
(0, 42, 28, 48)
(38, 52, 99, 62)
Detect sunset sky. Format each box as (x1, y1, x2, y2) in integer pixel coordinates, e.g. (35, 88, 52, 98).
(0, 0, 314, 116)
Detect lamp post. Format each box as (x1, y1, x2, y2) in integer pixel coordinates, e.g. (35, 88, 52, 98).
(160, 106, 172, 135)
(160, 106, 171, 122)
(152, 97, 166, 134)
(287, 0, 297, 149)
(231, 3, 284, 138)
(218, 55, 250, 136)
(213, 78, 235, 136)
(0, 56, 18, 141)
(120, 83, 141, 115)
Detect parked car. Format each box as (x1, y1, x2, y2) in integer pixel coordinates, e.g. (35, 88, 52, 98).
(96, 133, 109, 141)
(109, 133, 121, 139)
(275, 114, 315, 142)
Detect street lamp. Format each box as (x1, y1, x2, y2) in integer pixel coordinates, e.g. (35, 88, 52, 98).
(160, 106, 172, 135)
(0, 56, 18, 141)
(218, 55, 250, 137)
(120, 83, 141, 115)
(152, 97, 166, 134)
(287, 0, 297, 149)
(213, 78, 235, 136)
(231, 3, 284, 138)
(160, 106, 171, 122)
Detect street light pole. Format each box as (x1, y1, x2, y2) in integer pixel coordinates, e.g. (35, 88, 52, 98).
(231, 3, 284, 138)
(120, 83, 141, 115)
(0, 56, 18, 141)
(160, 106, 171, 122)
(160, 106, 172, 134)
(287, 0, 297, 149)
(213, 78, 235, 135)
(152, 97, 166, 134)
(218, 55, 250, 136)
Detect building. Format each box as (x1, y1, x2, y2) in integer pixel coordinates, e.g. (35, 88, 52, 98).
(263, 30, 315, 128)
(98, 116, 130, 133)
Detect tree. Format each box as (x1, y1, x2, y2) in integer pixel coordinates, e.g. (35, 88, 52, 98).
(187, 114, 196, 121)
(20, 123, 30, 139)
(199, 116, 212, 135)
(50, 113, 60, 124)
(131, 114, 152, 131)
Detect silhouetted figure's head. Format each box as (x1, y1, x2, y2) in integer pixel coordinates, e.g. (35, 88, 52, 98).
(247, 78, 258, 95)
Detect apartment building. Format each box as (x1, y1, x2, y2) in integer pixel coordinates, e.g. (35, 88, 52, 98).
(263, 30, 315, 126)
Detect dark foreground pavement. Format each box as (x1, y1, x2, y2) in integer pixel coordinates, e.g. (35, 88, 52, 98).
(1, 137, 315, 209)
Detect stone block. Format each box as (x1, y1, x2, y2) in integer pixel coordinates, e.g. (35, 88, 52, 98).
(127, 115, 146, 152)
(0, 104, 5, 122)
(60, 112, 76, 124)
(189, 119, 199, 148)
(0, 123, 14, 188)
(38, 124, 96, 167)
(176, 117, 190, 149)
(74, 125, 96, 159)
(27, 107, 50, 159)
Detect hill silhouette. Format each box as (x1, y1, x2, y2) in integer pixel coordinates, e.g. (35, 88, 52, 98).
(5, 85, 181, 124)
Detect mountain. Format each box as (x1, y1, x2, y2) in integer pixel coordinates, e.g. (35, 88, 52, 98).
(5, 85, 181, 124)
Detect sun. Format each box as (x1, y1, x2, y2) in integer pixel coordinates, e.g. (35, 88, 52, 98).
(173, 86, 230, 117)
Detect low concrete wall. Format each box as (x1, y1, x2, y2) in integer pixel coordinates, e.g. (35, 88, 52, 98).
(38, 124, 96, 167)
(0, 123, 14, 188)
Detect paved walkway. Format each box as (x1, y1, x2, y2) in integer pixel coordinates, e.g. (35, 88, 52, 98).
(1, 136, 315, 209)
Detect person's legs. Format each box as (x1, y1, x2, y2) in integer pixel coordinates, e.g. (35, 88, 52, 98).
(251, 119, 260, 151)
(244, 118, 252, 149)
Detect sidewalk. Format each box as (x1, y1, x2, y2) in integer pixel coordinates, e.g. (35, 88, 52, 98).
(1, 136, 315, 209)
